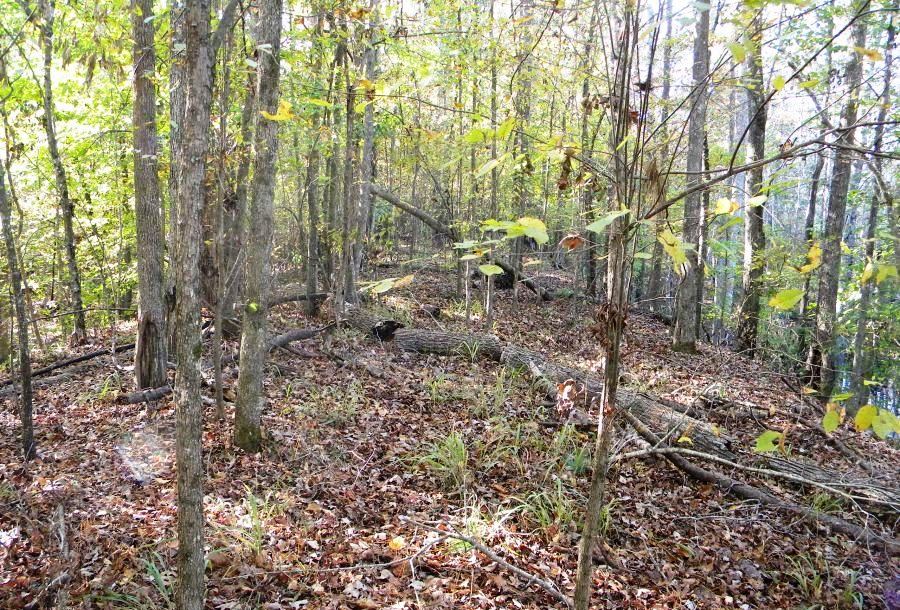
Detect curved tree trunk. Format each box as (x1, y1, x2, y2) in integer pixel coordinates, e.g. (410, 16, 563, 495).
(234, 0, 284, 453)
(132, 0, 168, 389)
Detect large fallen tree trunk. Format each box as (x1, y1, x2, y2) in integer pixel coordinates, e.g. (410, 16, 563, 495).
(371, 185, 551, 301)
(0, 342, 136, 388)
(344, 306, 899, 554)
(269, 290, 329, 307)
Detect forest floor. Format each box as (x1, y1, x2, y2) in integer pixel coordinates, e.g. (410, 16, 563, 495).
(1, 265, 898, 610)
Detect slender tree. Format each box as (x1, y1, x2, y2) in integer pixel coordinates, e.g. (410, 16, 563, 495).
(734, 10, 768, 357)
(132, 0, 168, 389)
(672, 0, 710, 353)
(808, 9, 867, 395)
(172, 0, 213, 606)
(234, 0, 284, 453)
(0, 159, 34, 460)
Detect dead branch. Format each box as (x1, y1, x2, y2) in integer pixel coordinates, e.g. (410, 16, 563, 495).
(0, 342, 136, 388)
(401, 517, 573, 608)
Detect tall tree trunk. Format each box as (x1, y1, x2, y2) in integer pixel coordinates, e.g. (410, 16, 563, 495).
(850, 12, 892, 411)
(132, 0, 168, 389)
(353, 3, 378, 288)
(305, 128, 320, 315)
(173, 0, 213, 607)
(809, 12, 866, 397)
(234, 0, 283, 453)
(0, 161, 34, 460)
(580, 0, 599, 298)
(734, 10, 768, 358)
(167, 0, 187, 351)
(672, 1, 709, 353)
(646, 0, 672, 313)
(33, 0, 86, 343)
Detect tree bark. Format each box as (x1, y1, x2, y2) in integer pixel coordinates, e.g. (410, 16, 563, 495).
(234, 0, 284, 453)
(809, 13, 866, 396)
(734, 11, 768, 358)
(672, 1, 709, 353)
(850, 13, 892, 412)
(132, 0, 168, 389)
(30, 0, 86, 343)
(173, 0, 213, 607)
(0, 155, 34, 460)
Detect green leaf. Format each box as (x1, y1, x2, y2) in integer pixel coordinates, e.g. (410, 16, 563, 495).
(247, 302, 259, 313)
(496, 117, 516, 140)
(821, 410, 840, 434)
(799, 78, 820, 89)
(728, 42, 747, 63)
(302, 97, 333, 108)
(517, 217, 549, 244)
(754, 430, 783, 453)
(460, 253, 483, 261)
(871, 410, 896, 439)
(475, 157, 502, 178)
(478, 264, 504, 276)
(773, 75, 786, 91)
(830, 391, 853, 403)
(876, 264, 897, 284)
(854, 405, 877, 431)
(747, 195, 768, 207)
(453, 240, 479, 250)
(585, 209, 629, 234)
(768, 289, 803, 310)
(462, 128, 488, 144)
(634, 252, 652, 260)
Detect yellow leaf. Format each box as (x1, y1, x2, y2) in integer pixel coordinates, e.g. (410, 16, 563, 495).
(854, 46, 883, 61)
(773, 75, 786, 91)
(821, 410, 840, 434)
(854, 405, 877, 431)
(841, 242, 852, 254)
(876, 264, 897, 284)
(658, 229, 688, 276)
(714, 198, 738, 216)
(388, 536, 406, 551)
(798, 242, 822, 273)
(860, 261, 875, 284)
(260, 100, 296, 121)
(677, 435, 694, 445)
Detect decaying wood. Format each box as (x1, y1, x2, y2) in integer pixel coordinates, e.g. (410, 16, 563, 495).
(345, 306, 900, 552)
(118, 384, 173, 404)
(0, 343, 136, 388)
(622, 410, 899, 556)
(269, 291, 329, 307)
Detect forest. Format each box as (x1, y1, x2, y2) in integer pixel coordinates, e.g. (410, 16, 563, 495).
(0, 0, 898, 607)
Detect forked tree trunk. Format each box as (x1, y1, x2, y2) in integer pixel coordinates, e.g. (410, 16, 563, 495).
(234, 0, 284, 453)
(173, 0, 213, 607)
(734, 10, 767, 358)
(672, 0, 709, 353)
(0, 162, 34, 460)
(132, 0, 168, 389)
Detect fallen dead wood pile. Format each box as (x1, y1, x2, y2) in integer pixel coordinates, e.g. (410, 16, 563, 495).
(345, 306, 899, 555)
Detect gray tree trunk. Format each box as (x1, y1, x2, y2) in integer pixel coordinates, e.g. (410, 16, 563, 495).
(30, 0, 86, 343)
(734, 11, 768, 358)
(172, 0, 213, 607)
(0, 162, 34, 460)
(646, 0, 673, 313)
(672, 1, 709, 353)
(234, 0, 284, 453)
(850, 14, 892, 411)
(353, 4, 378, 287)
(810, 14, 866, 396)
(132, 0, 168, 389)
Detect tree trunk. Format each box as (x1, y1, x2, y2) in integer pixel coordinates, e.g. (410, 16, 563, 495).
(646, 0, 673, 313)
(353, 3, 378, 286)
(34, 0, 86, 343)
(850, 14, 892, 412)
(132, 0, 168, 389)
(579, 0, 599, 298)
(234, 0, 284, 453)
(672, 1, 709, 353)
(0, 159, 34, 460)
(734, 11, 768, 358)
(173, 0, 213, 607)
(809, 14, 866, 396)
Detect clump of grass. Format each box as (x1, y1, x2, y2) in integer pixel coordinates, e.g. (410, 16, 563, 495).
(300, 380, 363, 428)
(515, 479, 578, 532)
(418, 431, 470, 493)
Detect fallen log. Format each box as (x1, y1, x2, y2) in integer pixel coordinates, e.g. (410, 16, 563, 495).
(269, 291, 329, 307)
(344, 306, 900, 547)
(622, 411, 899, 556)
(0, 342, 136, 388)
(118, 385, 173, 404)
